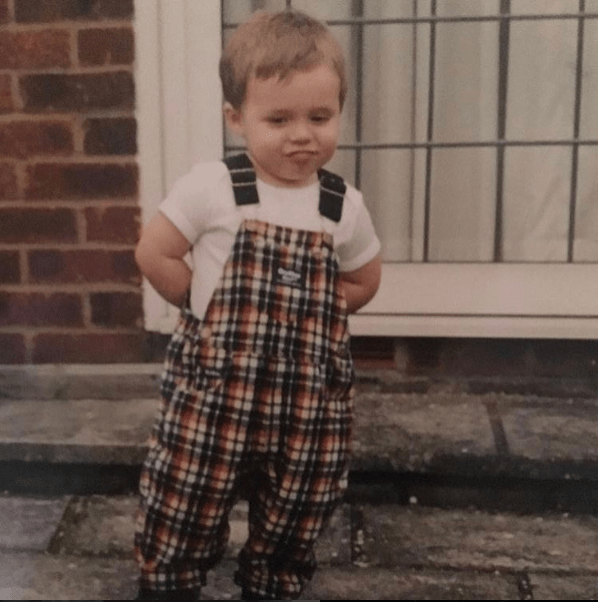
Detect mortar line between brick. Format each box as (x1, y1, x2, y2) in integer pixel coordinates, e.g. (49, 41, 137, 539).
(484, 398, 511, 456)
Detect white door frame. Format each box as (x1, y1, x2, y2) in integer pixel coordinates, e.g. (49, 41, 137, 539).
(135, 0, 598, 339)
(135, 0, 223, 333)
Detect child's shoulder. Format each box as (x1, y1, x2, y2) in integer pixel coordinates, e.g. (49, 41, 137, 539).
(336, 178, 366, 221)
(183, 159, 231, 188)
(167, 159, 234, 205)
(163, 159, 234, 216)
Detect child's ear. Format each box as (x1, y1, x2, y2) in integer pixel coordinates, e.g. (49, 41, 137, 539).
(223, 102, 244, 137)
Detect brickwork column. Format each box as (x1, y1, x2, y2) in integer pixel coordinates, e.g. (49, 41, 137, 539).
(0, 0, 144, 363)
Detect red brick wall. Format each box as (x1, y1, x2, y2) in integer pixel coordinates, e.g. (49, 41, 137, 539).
(0, 0, 143, 363)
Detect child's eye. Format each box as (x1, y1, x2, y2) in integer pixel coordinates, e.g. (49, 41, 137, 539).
(311, 115, 330, 124)
(267, 116, 287, 125)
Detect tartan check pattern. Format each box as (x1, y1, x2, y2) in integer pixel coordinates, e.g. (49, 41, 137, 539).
(135, 158, 354, 599)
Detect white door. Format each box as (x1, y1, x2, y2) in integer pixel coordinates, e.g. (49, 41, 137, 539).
(135, 0, 598, 339)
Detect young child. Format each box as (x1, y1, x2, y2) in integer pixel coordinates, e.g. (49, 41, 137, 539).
(134, 9, 381, 601)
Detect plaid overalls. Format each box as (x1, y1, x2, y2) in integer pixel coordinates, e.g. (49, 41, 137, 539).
(135, 154, 354, 599)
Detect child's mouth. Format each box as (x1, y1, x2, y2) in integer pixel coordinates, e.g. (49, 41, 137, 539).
(288, 150, 317, 161)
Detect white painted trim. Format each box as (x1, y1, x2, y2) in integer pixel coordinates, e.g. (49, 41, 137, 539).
(366, 263, 598, 316)
(134, 0, 223, 333)
(349, 314, 598, 339)
(134, 0, 163, 213)
(134, 0, 167, 332)
(351, 263, 598, 338)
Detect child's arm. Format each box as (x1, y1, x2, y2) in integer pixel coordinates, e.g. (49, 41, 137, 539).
(135, 212, 192, 308)
(339, 253, 382, 314)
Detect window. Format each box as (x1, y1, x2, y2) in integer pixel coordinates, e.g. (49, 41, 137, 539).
(223, 0, 598, 264)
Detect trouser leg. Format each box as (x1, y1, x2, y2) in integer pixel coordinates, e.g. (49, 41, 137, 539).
(134, 381, 246, 592)
(235, 465, 344, 600)
(134, 496, 226, 592)
(236, 399, 351, 601)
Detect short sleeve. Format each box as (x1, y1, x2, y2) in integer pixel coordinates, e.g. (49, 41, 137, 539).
(158, 161, 227, 245)
(336, 191, 381, 272)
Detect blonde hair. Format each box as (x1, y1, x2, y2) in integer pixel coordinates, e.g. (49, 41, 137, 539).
(219, 10, 347, 110)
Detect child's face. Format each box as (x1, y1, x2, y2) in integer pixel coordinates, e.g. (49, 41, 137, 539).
(225, 64, 341, 188)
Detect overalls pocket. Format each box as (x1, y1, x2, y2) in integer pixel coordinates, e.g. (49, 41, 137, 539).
(161, 321, 231, 401)
(193, 342, 232, 394)
(325, 354, 355, 404)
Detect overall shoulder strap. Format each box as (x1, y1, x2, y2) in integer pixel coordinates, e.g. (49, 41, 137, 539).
(317, 168, 346, 223)
(224, 154, 346, 220)
(223, 153, 259, 206)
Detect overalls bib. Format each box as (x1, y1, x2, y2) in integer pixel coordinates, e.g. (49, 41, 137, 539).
(135, 153, 355, 599)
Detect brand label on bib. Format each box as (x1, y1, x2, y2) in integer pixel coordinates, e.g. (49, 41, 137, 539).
(275, 266, 304, 289)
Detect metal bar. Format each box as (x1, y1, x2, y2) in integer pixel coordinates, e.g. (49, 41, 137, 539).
(423, 0, 437, 263)
(409, 0, 418, 261)
(327, 12, 598, 25)
(494, 0, 511, 263)
(352, 0, 364, 189)
(223, 13, 598, 28)
(225, 139, 598, 152)
(336, 139, 598, 148)
(568, 0, 585, 262)
(220, 0, 226, 156)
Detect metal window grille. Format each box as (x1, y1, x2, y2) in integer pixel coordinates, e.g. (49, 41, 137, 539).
(222, 0, 598, 264)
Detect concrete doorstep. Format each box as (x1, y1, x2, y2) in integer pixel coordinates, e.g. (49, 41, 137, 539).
(0, 363, 163, 402)
(2, 363, 598, 512)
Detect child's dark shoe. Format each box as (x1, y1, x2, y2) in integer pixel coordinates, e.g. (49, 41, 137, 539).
(135, 587, 199, 601)
(240, 587, 281, 600)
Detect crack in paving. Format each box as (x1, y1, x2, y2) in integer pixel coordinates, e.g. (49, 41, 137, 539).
(484, 398, 511, 456)
(516, 571, 534, 600)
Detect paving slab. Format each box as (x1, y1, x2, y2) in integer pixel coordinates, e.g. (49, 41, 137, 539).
(0, 552, 47, 596)
(48, 495, 139, 558)
(313, 504, 352, 566)
(352, 392, 496, 473)
(499, 397, 598, 479)
(0, 496, 69, 551)
(529, 574, 598, 600)
(0, 551, 521, 601)
(358, 504, 598, 573)
(303, 566, 521, 600)
(0, 553, 244, 600)
(0, 399, 157, 464)
(0, 364, 163, 401)
(4, 494, 598, 600)
(0, 551, 139, 600)
(0, 364, 407, 402)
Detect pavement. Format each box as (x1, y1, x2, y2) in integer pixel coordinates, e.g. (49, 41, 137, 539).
(2, 363, 598, 599)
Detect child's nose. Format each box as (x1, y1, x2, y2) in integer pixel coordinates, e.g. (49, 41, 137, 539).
(289, 120, 312, 141)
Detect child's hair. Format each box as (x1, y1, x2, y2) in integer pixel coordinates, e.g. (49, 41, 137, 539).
(219, 10, 347, 111)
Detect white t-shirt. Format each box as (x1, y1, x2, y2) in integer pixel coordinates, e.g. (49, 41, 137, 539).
(159, 160, 381, 319)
